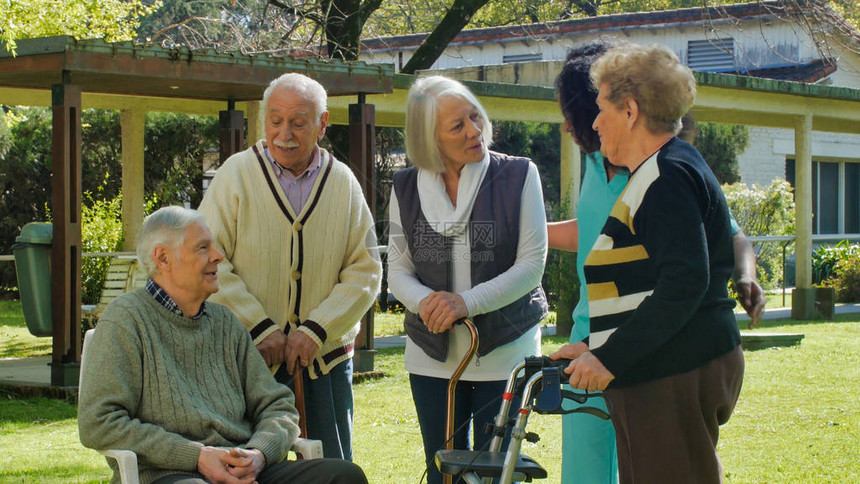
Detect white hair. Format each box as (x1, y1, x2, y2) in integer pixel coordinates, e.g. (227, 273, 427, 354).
(405, 75, 493, 173)
(136, 206, 205, 276)
(261, 72, 328, 125)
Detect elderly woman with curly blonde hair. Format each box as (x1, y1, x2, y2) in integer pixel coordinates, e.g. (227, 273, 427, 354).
(560, 44, 744, 483)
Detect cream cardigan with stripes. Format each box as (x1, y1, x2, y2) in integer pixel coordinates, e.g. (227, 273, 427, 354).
(200, 140, 382, 378)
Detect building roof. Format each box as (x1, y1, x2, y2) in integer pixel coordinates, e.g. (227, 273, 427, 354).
(361, 1, 799, 52)
(0, 36, 394, 101)
(736, 58, 837, 83)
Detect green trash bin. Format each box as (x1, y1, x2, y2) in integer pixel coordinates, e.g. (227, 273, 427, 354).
(11, 222, 53, 337)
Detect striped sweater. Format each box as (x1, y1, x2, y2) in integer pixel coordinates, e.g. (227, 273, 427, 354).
(584, 137, 741, 388)
(199, 140, 382, 378)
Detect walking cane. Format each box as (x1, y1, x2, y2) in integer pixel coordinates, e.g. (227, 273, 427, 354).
(443, 318, 479, 484)
(294, 359, 308, 438)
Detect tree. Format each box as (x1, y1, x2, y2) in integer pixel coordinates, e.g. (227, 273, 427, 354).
(0, 107, 53, 293)
(145, 0, 491, 68)
(143, 112, 220, 208)
(693, 122, 748, 185)
(399, 0, 492, 73)
(0, 0, 158, 54)
(0, 107, 218, 293)
(491, 121, 560, 206)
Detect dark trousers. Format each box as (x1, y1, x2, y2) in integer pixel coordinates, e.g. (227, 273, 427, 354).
(151, 457, 367, 484)
(410, 373, 514, 484)
(276, 358, 354, 461)
(604, 346, 745, 484)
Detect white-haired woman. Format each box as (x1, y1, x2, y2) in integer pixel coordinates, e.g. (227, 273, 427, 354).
(387, 76, 548, 483)
(563, 44, 744, 483)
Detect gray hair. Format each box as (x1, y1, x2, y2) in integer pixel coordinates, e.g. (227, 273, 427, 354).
(405, 76, 493, 173)
(136, 206, 206, 276)
(261, 72, 328, 125)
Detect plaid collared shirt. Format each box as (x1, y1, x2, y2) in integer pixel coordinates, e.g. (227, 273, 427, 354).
(145, 278, 207, 320)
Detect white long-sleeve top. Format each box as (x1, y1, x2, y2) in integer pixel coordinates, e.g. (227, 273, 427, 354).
(387, 161, 548, 380)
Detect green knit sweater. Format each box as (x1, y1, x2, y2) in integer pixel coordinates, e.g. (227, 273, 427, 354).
(78, 289, 300, 484)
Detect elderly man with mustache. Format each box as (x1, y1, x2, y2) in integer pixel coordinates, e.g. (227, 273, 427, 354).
(199, 73, 382, 462)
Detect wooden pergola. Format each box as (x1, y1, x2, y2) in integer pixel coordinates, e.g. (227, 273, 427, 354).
(0, 36, 394, 386)
(4, 37, 860, 386)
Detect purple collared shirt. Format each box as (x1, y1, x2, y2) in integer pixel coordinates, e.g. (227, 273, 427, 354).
(265, 145, 322, 214)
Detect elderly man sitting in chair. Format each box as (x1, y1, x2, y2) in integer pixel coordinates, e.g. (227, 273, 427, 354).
(78, 206, 367, 484)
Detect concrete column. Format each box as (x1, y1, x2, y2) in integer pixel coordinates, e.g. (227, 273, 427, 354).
(247, 101, 263, 144)
(559, 126, 580, 217)
(792, 112, 816, 319)
(120, 109, 145, 251)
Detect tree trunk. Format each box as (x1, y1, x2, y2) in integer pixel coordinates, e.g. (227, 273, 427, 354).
(570, 0, 600, 17)
(400, 0, 491, 74)
(322, 0, 362, 60)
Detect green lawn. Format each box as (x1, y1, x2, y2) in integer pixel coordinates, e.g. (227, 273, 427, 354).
(0, 300, 51, 358)
(1, 301, 859, 482)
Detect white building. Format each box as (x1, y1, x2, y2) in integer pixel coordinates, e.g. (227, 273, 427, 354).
(359, 1, 860, 236)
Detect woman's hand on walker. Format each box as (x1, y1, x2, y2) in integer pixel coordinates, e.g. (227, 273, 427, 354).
(418, 291, 468, 334)
(565, 352, 614, 392)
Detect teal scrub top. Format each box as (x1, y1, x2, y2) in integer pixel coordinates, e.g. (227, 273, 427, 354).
(570, 152, 629, 344)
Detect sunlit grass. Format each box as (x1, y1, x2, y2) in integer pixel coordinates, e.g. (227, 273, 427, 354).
(1, 299, 859, 483)
(0, 300, 51, 358)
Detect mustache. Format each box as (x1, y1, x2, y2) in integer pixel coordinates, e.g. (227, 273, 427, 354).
(273, 139, 300, 149)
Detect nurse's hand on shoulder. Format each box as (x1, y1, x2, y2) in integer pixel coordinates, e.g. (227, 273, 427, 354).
(418, 291, 468, 334)
(564, 352, 614, 392)
(549, 342, 588, 361)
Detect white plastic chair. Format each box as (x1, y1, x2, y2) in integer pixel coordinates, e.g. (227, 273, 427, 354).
(80, 329, 323, 483)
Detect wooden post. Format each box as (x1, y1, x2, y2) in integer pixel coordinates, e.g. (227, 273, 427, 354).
(219, 100, 245, 162)
(50, 81, 83, 386)
(349, 95, 377, 373)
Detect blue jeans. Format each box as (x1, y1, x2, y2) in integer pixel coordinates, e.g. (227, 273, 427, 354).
(409, 374, 513, 484)
(276, 358, 354, 461)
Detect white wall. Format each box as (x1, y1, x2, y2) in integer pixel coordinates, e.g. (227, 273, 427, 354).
(739, 127, 860, 187)
(360, 16, 843, 75)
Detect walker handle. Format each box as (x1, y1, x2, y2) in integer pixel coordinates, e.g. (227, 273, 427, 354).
(541, 356, 573, 368)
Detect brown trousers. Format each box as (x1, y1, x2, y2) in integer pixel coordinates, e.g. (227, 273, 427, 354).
(604, 345, 745, 484)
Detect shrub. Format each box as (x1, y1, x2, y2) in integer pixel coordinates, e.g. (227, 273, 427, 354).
(722, 179, 796, 289)
(80, 193, 125, 305)
(816, 241, 860, 302)
(813, 240, 860, 284)
(831, 257, 860, 303)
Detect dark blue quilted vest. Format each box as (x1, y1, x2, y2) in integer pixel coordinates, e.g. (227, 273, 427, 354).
(392, 151, 548, 362)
